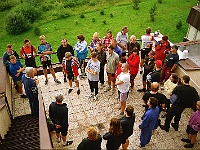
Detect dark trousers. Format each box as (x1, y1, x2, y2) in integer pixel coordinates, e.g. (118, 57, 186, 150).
(99, 67, 104, 84)
(164, 105, 185, 130)
(29, 98, 39, 116)
(88, 80, 98, 95)
(78, 59, 85, 74)
(160, 63, 172, 82)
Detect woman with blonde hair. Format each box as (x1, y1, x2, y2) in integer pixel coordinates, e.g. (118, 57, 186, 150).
(103, 118, 122, 150)
(77, 126, 102, 150)
(90, 32, 101, 52)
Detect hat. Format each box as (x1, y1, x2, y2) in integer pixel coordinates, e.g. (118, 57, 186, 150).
(197, 101, 200, 106)
(65, 52, 72, 58)
(156, 60, 162, 67)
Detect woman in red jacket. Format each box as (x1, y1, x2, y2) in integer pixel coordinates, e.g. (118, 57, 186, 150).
(155, 36, 171, 63)
(127, 48, 140, 90)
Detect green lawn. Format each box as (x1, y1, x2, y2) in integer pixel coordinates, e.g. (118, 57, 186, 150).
(0, 0, 197, 65)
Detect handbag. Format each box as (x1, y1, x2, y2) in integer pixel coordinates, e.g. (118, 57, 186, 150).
(170, 94, 180, 104)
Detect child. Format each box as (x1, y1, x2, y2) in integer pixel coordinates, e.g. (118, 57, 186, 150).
(86, 52, 100, 100)
(9, 55, 26, 98)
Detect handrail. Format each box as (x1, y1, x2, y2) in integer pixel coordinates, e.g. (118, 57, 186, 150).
(38, 87, 53, 149)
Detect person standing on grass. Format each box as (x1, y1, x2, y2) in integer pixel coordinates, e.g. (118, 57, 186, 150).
(139, 97, 159, 147)
(57, 38, 74, 82)
(86, 52, 100, 100)
(74, 34, 88, 78)
(49, 92, 73, 146)
(103, 118, 122, 150)
(94, 42, 106, 86)
(181, 100, 200, 148)
(104, 45, 119, 92)
(38, 35, 61, 85)
(116, 63, 130, 115)
(22, 67, 39, 116)
(62, 52, 80, 95)
(9, 55, 27, 98)
(2, 44, 19, 76)
(127, 47, 140, 91)
(20, 39, 37, 75)
(120, 105, 135, 150)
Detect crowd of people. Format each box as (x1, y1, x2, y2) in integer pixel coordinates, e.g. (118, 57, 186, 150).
(2, 26, 200, 149)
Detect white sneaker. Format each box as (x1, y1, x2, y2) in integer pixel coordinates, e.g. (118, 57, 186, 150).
(89, 93, 94, 98)
(56, 137, 61, 143)
(94, 95, 98, 100)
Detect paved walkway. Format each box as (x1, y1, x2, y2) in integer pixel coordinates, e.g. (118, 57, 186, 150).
(14, 71, 200, 149)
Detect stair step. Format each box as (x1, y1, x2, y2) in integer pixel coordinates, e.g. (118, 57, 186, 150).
(7, 126, 38, 135)
(3, 134, 39, 143)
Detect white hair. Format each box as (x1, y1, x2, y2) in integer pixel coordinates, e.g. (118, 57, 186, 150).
(25, 67, 33, 76)
(55, 92, 64, 102)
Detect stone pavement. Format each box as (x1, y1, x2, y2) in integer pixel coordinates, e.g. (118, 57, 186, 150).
(13, 71, 200, 149)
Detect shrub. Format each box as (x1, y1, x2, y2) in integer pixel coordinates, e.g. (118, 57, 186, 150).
(158, 0, 162, 3)
(80, 14, 85, 18)
(103, 20, 106, 24)
(0, 1, 15, 11)
(92, 18, 95, 22)
(100, 10, 104, 15)
(132, 0, 140, 10)
(33, 26, 41, 36)
(176, 21, 182, 30)
(63, 0, 75, 8)
(6, 12, 30, 35)
(110, 13, 114, 17)
(149, 3, 157, 22)
(12, 3, 40, 23)
(42, 4, 53, 11)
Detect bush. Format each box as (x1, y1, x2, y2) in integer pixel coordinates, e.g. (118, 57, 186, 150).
(6, 12, 30, 35)
(63, 0, 75, 8)
(132, 0, 140, 10)
(103, 20, 106, 24)
(100, 10, 104, 15)
(42, 4, 53, 11)
(92, 18, 95, 22)
(33, 26, 41, 35)
(176, 21, 182, 30)
(149, 3, 157, 22)
(0, 1, 15, 11)
(13, 3, 40, 23)
(158, 0, 162, 3)
(110, 13, 114, 17)
(80, 14, 85, 18)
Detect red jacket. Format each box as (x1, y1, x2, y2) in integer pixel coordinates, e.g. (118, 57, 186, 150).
(62, 56, 79, 77)
(155, 40, 171, 62)
(127, 54, 140, 74)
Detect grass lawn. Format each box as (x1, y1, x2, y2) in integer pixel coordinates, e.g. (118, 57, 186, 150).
(0, 0, 197, 65)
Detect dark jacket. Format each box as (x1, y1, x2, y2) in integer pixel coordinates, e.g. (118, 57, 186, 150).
(57, 44, 74, 63)
(49, 102, 68, 130)
(77, 134, 102, 150)
(103, 132, 122, 150)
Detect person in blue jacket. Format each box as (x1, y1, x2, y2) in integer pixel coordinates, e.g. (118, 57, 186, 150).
(139, 97, 159, 147)
(74, 34, 88, 78)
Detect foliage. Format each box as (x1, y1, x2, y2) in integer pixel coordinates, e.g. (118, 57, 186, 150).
(33, 26, 41, 36)
(149, 3, 157, 22)
(12, 3, 40, 23)
(110, 13, 114, 17)
(132, 0, 140, 10)
(158, 0, 162, 3)
(80, 14, 85, 18)
(0, 1, 15, 11)
(6, 12, 30, 35)
(100, 10, 104, 15)
(176, 21, 182, 30)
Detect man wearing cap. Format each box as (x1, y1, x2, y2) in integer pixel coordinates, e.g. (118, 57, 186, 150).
(146, 60, 162, 90)
(62, 52, 80, 95)
(22, 67, 39, 116)
(160, 45, 179, 83)
(38, 35, 61, 85)
(181, 100, 200, 148)
(57, 38, 74, 82)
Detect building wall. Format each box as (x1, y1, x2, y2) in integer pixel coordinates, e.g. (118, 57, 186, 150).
(186, 25, 200, 40)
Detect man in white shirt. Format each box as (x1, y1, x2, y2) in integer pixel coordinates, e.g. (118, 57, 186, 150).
(116, 63, 130, 115)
